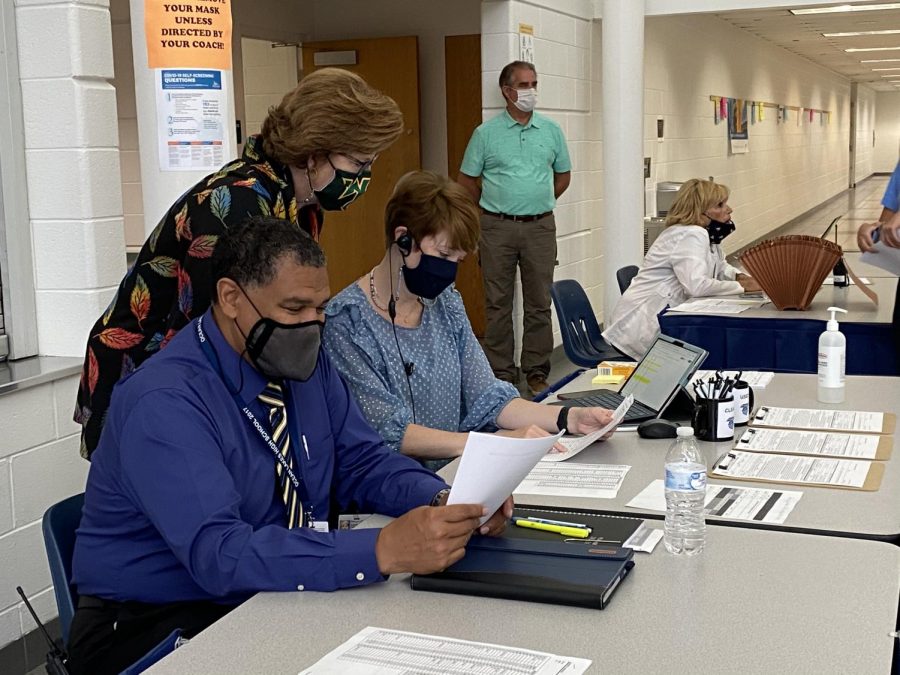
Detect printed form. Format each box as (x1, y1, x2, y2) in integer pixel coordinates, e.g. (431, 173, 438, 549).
(714, 450, 871, 488)
(753, 407, 885, 433)
(516, 463, 631, 499)
(542, 395, 634, 463)
(627, 479, 802, 524)
(736, 428, 883, 459)
(298, 627, 591, 675)
(668, 298, 766, 314)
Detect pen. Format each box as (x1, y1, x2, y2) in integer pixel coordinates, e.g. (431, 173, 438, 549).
(522, 516, 590, 528)
(513, 519, 591, 538)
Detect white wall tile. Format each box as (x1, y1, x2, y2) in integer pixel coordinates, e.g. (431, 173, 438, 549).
(18, 586, 59, 633)
(0, 461, 11, 536)
(32, 219, 126, 290)
(482, 32, 518, 72)
(0, 604, 20, 650)
(22, 79, 118, 150)
(0, 523, 51, 612)
(12, 436, 87, 527)
(54, 376, 82, 440)
(35, 287, 117, 357)
(482, 0, 514, 34)
(16, 4, 113, 80)
(0, 386, 56, 460)
(26, 149, 123, 220)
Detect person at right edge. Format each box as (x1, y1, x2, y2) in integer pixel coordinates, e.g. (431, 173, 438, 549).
(457, 60, 571, 397)
(857, 159, 900, 361)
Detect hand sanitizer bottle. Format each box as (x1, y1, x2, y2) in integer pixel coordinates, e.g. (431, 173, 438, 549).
(817, 306, 848, 403)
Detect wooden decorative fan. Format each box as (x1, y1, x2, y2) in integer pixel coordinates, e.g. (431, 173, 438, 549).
(739, 235, 842, 310)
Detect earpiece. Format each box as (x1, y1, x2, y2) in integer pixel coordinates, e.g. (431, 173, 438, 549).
(395, 232, 413, 256)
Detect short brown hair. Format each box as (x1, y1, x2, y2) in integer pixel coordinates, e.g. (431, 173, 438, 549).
(384, 171, 480, 254)
(499, 61, 536, 88)
(665, 178, 730, 227)
(260, 68, 404, 166)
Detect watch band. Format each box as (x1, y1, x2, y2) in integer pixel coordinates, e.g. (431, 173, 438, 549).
(431, 488, 451, 507)
(556, 406, 570, 434)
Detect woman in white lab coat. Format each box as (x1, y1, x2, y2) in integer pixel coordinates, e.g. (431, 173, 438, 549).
(603, 179, 761, 359)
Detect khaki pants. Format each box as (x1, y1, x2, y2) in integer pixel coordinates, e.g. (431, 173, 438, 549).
(479, 212, 556, 382)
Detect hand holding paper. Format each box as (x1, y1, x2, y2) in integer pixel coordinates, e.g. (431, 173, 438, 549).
(448, 431, 564, 524)
(542, 395, 634, 463)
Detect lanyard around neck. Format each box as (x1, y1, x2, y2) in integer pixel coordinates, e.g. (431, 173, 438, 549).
(195, 316, 301, 490)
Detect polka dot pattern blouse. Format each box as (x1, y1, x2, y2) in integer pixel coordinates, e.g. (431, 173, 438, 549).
(323, 283, 519, 472)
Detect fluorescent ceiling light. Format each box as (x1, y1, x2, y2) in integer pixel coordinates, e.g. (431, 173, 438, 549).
(861, 57, 900, 61)
(873, 66, 900, 69)
(824, 29, 900, 36)
(792, 3, 900, 14)
(845, 46, 900, 51)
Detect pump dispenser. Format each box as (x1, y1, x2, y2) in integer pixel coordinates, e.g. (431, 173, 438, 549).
(817, 306, 847, 403)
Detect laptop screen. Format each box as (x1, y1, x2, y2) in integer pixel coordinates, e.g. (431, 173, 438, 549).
(620, 336, 706, 411)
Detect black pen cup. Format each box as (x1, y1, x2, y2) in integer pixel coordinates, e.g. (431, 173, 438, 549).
(732, 381, 754, 426)
(692, 395, 735, 442)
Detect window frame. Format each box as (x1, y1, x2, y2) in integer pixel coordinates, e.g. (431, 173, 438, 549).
(0, 0, 38, 359)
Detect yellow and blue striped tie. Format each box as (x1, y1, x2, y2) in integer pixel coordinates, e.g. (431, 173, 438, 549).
(258, 382, 302, 529)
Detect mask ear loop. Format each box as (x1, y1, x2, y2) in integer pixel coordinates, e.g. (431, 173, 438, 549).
(389, 241, 416, 424)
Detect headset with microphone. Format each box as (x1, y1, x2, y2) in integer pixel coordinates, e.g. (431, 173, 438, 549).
(389, 231, 417, 420)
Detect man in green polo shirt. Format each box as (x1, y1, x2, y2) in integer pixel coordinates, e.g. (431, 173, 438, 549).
(458, 60, 571, 396)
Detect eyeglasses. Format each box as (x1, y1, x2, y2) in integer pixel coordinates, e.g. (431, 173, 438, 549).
(329, 153, 377, 178)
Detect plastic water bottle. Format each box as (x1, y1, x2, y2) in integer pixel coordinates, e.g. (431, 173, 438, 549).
(664, 427, 707, 556)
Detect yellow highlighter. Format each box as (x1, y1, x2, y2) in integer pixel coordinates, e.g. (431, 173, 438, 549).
(513, 518, 591, 539)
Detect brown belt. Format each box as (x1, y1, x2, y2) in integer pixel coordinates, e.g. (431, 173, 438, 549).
(482, 210, 552, 223)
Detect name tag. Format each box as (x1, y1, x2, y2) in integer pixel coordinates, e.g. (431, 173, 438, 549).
(311, 520, 329, 533)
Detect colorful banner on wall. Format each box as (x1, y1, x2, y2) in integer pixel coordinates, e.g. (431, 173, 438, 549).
(728, 98, 749, 154)
(155, 69, 230, 171)
(145, 0, 233, 70)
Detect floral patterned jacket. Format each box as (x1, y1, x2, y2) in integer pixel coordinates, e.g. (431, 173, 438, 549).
(75, 135, 321, 458)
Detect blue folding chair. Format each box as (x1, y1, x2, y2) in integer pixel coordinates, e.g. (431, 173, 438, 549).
(551, 279, 628, 368)
(616, 265, 639, 294)
(42, 493, 182, 673)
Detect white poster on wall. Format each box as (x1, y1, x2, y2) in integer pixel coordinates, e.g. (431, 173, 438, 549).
(519, 23, 534, 62)
(155, 69, 231, 172)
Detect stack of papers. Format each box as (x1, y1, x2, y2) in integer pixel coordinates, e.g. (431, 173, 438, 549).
(668, 297, 767, 314)
(626, 480, 802, 525)
(515, 463, 631, 499)
(299, 627, 591, 675)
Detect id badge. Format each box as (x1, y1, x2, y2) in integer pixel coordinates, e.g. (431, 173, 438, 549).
(310, 520, 329, 533)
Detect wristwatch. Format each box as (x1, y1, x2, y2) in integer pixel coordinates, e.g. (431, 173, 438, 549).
(431, 488, 451, 507)
(556, 406, 570, 434)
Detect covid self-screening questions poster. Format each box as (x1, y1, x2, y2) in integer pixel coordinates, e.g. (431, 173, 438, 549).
(146, 1, 233, 171)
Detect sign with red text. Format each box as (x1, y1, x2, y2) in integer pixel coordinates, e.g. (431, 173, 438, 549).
(145, 0, 232, 70)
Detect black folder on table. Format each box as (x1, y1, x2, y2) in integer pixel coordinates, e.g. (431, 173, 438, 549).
(410, 507, 639, 609)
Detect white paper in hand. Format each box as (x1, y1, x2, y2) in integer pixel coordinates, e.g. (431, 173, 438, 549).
(541, 394, 635, 463)
(447, 431, 564, 524)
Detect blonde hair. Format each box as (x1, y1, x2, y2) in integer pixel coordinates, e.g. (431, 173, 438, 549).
(384, 171, 480, 254)
(665, 178, 730, 227)
(260, 68, 404, 166)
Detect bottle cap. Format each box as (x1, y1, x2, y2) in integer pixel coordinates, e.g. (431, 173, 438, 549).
(826, 305, 848, 331)
(676, 426, 694, 437)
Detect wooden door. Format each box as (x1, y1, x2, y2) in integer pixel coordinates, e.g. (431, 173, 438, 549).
(301, 37, 421, 293)
(445, 34, 485, 337)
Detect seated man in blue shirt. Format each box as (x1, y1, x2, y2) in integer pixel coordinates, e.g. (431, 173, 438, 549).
(67, 216, 510, 675)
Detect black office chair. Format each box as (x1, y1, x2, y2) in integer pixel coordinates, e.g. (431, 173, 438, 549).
(616, 265, 639, 294)
(551, 279, 628, 368)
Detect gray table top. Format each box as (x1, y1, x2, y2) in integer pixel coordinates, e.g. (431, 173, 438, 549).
(668, 276, 896, 324)
(525, 371, 900, 540)
(146, 524, 900, 674)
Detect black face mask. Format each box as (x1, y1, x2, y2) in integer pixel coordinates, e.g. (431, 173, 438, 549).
(401, 253, 458, 300)
(707, 218, 736, 245)
(237, 286, 323, 382)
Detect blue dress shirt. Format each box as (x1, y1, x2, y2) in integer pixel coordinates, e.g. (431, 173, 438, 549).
(72, 309, 447, 605)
